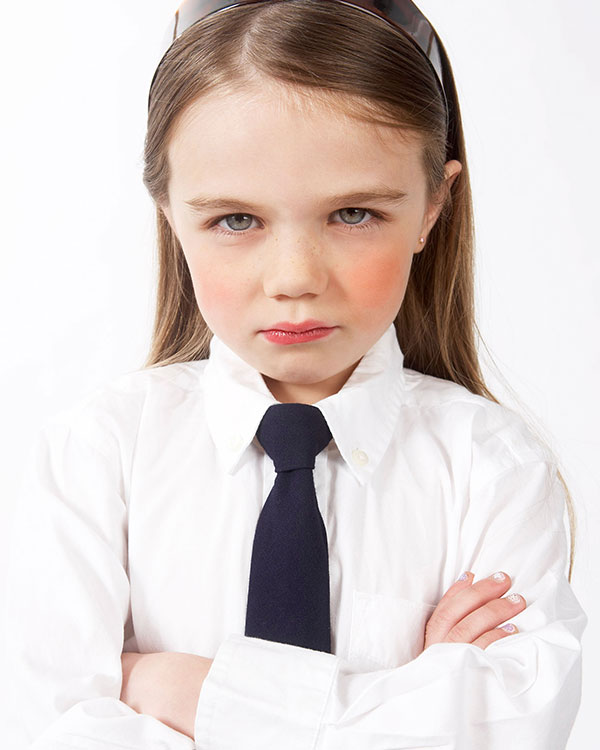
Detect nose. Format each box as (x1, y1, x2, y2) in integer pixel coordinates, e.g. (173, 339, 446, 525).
(262, 233, 329, 299)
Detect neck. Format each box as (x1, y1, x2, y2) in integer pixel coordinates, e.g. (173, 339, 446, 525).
(262, 361, 360, 404)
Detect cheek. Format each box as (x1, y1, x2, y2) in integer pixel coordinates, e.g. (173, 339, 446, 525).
(188, 261, 248, 323)
(345, 253, 410, 309)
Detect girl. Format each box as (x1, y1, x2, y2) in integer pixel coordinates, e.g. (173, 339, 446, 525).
(4, 0, 586, 747)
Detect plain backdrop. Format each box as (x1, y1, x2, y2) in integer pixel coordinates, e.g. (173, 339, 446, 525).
(0, 1, 597, 746)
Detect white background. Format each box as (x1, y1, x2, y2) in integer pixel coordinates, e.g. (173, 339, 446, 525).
(0, 1, 597, 746)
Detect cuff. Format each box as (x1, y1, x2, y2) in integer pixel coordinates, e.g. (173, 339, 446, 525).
(194, 634, 339, 748)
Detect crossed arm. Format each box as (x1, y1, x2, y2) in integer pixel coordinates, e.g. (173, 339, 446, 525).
(120, 569, 526, 739)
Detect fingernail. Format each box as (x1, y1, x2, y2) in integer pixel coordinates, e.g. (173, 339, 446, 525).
(500, 623, 517, 633)
(491, 571, 506, 582)
(507, 593, 522, 604)
(456, 572, 469, 582)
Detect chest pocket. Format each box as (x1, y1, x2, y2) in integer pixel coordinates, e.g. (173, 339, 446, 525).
(347, 590, 437, 671)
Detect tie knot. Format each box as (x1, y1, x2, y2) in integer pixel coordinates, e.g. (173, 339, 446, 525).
(256, 403, 333, 472)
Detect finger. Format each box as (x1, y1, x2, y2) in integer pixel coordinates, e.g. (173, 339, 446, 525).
(445, 593, 527, 645)
(423, 572, 474, 649)
(472, 623, 520, 650)
(425, 571, 513, 644)
(121, 652, 144, 684)
(435, 571, 474, 607)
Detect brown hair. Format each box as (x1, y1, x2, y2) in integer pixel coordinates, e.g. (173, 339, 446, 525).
(141, 0, 576, 579)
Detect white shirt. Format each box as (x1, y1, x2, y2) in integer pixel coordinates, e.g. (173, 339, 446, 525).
(3, 323, 586, 749)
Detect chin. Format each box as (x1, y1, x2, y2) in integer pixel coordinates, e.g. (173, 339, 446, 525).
(262, 363, 334, 387)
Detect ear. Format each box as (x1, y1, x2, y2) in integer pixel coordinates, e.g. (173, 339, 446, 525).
(417, 159, 463, 249)
(160, 202, 174, 228)
(159, 202, 181, 244)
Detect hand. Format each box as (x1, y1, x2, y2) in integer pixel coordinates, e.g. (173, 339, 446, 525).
(423, 571, 526, 650)
(120, 651, 214, 739)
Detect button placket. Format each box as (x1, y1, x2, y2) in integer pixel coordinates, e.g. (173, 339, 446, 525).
(312, 446, 331, 520)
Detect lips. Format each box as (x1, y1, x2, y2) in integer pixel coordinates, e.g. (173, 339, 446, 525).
(263, 320, 333, 333)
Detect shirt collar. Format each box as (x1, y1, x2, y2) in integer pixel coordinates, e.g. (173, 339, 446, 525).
(203, 324, 407, 485)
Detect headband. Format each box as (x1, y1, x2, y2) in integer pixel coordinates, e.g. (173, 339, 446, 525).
(149, 0, 449, 127)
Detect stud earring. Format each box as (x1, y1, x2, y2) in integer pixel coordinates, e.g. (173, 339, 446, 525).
(419, 237, 425, 244)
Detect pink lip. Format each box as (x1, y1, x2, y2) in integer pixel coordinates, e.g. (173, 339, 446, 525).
(261, 326, 336, 345)
(262, 320, 333, 333)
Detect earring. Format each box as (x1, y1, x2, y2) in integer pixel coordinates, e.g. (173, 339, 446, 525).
(419, 237, 425, 244)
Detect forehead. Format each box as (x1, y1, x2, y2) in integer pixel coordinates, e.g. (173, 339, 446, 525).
(166, 83, 425, 197)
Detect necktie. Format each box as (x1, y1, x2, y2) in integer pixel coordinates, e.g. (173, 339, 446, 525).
(244, 402, 333, 653)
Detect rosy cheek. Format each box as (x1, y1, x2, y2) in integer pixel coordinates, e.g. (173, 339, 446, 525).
(345, 254, 409, 309)
(191, 272, 244, 323)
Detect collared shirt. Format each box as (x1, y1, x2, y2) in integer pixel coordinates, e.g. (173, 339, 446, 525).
(3, 323, 586, 749)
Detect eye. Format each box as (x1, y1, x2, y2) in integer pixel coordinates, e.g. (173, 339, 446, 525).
(207, 207, 385, 237)
(333, 207, 385, 231)
(336, 208, 369, 224)
(212, 213, 257, 235)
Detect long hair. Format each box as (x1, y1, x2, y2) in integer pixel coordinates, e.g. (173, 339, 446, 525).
(141, 0, 576, 579)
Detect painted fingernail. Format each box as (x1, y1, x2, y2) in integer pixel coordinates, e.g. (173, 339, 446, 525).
(500, 623, 517, 633)
(507, 593, 522, 604)
(457, 572, 469, 582)
(491, 571, 506, 582)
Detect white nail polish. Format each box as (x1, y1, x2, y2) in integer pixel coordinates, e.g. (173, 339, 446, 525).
(507, 593, 521, 603)
(457, 572, 469, 582)
(491, 571, 506, 582)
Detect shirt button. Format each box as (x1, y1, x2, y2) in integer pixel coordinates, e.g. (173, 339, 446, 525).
(227, 434, 244, 451)
(352, 449, 369, 466)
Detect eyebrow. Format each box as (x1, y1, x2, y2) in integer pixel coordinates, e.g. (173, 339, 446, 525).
(184, 188, 409, 214)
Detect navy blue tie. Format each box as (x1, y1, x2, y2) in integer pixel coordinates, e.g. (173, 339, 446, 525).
(244, 403, 333, 653)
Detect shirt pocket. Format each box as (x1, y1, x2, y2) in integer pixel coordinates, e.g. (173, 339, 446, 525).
(347, 590, 437, 671)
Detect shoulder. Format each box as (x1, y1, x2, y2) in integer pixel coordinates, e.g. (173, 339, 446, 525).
(39, 360, 209, 452)
(401, 367, 555, 478)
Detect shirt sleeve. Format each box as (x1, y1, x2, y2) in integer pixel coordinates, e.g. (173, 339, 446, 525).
(193, 423, 587, 748)
(2, 409, 195, 750)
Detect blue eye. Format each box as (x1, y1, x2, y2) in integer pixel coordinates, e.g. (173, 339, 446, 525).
(208, 208, 385, 237)
(215, 213, 256, 233)
(337, 208, 369, 225)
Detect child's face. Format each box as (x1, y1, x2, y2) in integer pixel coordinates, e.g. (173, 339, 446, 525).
(161, 84, 461, 404)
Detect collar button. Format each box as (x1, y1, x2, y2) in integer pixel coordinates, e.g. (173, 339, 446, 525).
(352, 448, 369, 467)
